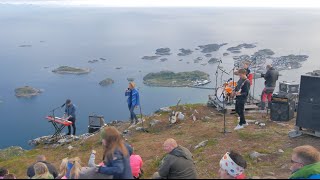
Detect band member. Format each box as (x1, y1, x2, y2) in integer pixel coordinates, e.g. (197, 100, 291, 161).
(234, 69, 250, 131)
(261, 64, 279, 110)
(243, 61, 251, 77)
(63, 99, 77, 135)
(125, 82, 140, 124)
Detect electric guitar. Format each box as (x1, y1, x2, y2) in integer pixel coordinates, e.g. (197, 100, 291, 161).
(230, 78, 249, 98)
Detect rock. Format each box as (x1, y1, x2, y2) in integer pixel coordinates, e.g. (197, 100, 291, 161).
(204, 116, 211, 120)
(115, 67, 122, 70)
(179, 59, 183, 61)
(278, 149, 284, 153)
(223, 53, 229, 56)
(68, 145, 74, 150)
(194, 140, 208, 149)
(52, 66, 91, 75)
(58, 139, 67, 144)
(158, 107, 172, 112)
(178, 48, 193, 56)
(88, 59, 99, 63)
(136, 127, 145, 131)
(192, 115, 197, 122)
(150, 119, 161, 127)
(123, 130, 130, 134)
(259, 123, 266, 127)
(99, 78, 114, 87)
(250, 151, 267, 159)
(142, 56, 161, 60)
(15, 86, 42, 98)
(208, 58, 220, 64)
(52, 144, 60, 148)
(155, 48, 171, 56)
(205, 54, 212, 57)
(267, 172, 275, 176)
(160, 58, 168, 62)
(100, 58, 106, 61)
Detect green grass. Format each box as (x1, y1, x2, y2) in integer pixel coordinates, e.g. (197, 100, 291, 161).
(238, 130, 272, 141)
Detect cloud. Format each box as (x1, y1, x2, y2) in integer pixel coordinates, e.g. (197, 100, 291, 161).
(0, 0, 320, 8)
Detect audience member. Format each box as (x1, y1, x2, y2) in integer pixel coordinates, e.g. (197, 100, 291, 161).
(153, 138, 197, 179)
(56, 157, 82, 179)
(27, 155, 58, 178)
(3, 174, 16, 179)
(31, 162, 54, 179)
(290, 145, 320, 179)
(130, 146, 143, 179)
(0, 168, 9, 179)
(219, 151, 247, 179)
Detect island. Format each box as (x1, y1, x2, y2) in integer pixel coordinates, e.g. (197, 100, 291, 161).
(223, 53, 229, 56)
(160, 58, 168, 62)
(142, 56, 161, 60)
(155, 48, 171, 56)
(272, 54, 309, 71)
(227, 43, 256, 52)
(52, 66, 91, 75)
(143, 70, 210, 87)
(177, 48, 193, 56)
(208, 58, 220, 64)
(194, 57, 203, 63)
(15, 86, 42, 98)
(19, 45, 32, 48)
(127, 78, 135, 82)
(88, 60, 99, 63)
(99, 78, 114, 87)
(205, 54, 212, 58)
(100, 58, 107, 61)
(307, 70, 320, 76)
(198, 43, 227, 53)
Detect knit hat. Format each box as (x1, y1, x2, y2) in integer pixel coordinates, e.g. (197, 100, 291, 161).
(220, 152, 245, 177)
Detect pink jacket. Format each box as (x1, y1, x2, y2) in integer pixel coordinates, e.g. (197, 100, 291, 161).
(130, 154, 143, 178)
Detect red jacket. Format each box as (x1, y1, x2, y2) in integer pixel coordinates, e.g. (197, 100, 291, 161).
(130, 154, 143, 178)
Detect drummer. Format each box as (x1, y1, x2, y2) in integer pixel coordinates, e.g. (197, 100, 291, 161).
(235, 61, 251, 77)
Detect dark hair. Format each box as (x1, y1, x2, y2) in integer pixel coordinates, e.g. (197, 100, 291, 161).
(229, 151, 247, 169)
(66, 99, 71, 104)
(3, 174, 16, 179)
(0, 168, 9, 177)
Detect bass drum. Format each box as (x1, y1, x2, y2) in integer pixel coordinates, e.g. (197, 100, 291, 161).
(216, 87, 226, 102)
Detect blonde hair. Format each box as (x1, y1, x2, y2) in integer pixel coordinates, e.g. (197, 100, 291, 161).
(58, 157, 82, 179)
(293, 145, 320, 165)
(129, 82, 136, 88)
(33, 162, 51, 179)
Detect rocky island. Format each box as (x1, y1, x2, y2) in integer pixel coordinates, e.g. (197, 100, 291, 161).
(177, 48, 193, 56)
(142, 56, 161, 60)
(208, 58, 220, 64)
(160, 58, 168, 62)
(155, 48, 171, 56)
(272, 54, 309, 71)
(99, 78, 114, 87)
(143, 70, 210, 87)
(52, 66, 91, 75)
(198, 43, 227, 53)
(15, 86, 42, 98)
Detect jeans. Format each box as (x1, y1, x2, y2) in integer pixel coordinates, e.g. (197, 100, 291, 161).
(68, 117, 76, 135)
(235, 99, 246, 126)
(129, 105, 138, 123)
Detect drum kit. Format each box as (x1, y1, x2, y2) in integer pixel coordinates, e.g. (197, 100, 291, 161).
(215, 80, 237, 104)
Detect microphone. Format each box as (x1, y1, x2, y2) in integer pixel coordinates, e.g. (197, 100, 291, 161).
(61, 103, 66, 108)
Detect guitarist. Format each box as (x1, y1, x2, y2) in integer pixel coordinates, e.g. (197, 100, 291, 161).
(233, 69, 251, 131)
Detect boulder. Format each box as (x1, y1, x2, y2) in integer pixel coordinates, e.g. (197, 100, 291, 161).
(194, 140, 208, 149)
(150, 119, 161, 127)
(250, 151, 267, 159)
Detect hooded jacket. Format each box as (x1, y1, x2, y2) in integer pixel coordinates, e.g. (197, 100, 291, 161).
(290, 162, 320, 179)
(158, 146, 197, 179)
(264, 67, 279, 87)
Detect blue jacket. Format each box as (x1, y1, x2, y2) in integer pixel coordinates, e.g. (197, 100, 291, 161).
(125, 88, 140, 108)
(65, 104, 76, 119)
(98, 145, 133, 179)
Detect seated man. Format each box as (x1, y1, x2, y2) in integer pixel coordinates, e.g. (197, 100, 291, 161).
(27, 155, 58, 179)
(219, 151, 247, 179)
(290, 145, 320, 179)
(153, 138, 197, 179)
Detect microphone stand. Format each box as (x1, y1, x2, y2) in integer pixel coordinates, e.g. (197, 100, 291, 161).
(220, 80, 231, 135)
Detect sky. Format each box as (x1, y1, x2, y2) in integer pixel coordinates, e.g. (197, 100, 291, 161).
(0, 0, 320, 8)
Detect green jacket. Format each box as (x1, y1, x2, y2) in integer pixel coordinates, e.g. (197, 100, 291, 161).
(158, 146, 197, 179)
(290, 162, 320, 179)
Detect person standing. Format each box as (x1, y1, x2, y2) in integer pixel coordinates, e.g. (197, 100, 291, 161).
(125, 82, 140, 124)
(261, 64, 279, 110)
(64, 99, 77, 136)
(234, 69, 250, 131)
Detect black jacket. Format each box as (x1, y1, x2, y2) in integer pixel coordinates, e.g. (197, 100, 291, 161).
(235, 78, 250, 101)
(158, 146, 197, 179)
(27, 161, 58, 178)
(264, 67, 279, 87)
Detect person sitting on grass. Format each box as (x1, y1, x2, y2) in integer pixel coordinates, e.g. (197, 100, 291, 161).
(290, 145, 320, 179)
(56, 157, 82, 179)
(27, 155, 58, 179)
(0, 168, 9, 179)
(31, 162, 54, 179)
(218, 151, 247, 179)
(130, 146, 144, 179)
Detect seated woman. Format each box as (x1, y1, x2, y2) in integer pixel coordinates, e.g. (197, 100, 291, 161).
(56, 158, 81, 179)
(32, 162, 54, 179)
(219, 151, 247, 179)
(97, 127, 133, 179)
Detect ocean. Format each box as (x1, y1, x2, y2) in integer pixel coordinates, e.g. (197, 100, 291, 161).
(0, 6, 320, 149)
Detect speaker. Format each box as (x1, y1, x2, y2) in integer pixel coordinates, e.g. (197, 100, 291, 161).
(296, 75, 320, 131)
(271, 93, 295, 121)
(279, 81, 300, 94)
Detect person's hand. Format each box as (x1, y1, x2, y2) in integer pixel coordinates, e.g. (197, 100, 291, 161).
(236, 92, 241, 96)
(92, 150, 96, 154)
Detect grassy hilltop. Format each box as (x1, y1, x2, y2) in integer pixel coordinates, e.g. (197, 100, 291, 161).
(0, 104, 318, 179)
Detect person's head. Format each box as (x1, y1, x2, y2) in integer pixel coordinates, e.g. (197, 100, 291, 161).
(68, 157, 82, 179)
(66, 99, 72, 106)
(34, 162, 50, 177)
(129, 82, 135, 89)
(163, 138, 178, 153)
(290, 145, 320, 173)
(237, 69, 247, 79)
(0, 168, 9, 177)
(59, 158, 69, 177)
(243, 61, 250, 69)
(219, 151, 247, 179)
(266, 64, 272, 70)
(3, 174, 16, 179)
(36, 155, 46, 162)
(100, 127, 128, 162)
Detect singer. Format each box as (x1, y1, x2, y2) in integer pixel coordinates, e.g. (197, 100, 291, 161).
(63, 99, 77, 135)
(125, 82, 140, 125)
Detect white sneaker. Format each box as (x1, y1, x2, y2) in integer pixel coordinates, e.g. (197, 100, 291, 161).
(234, 124, 244, 130)
(244, 123, 249, 127)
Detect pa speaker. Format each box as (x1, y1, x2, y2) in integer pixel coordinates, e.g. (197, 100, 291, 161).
(271, 93, 295, 122)
(279, 82, 300, 94)
(296, 75, 320, 131)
